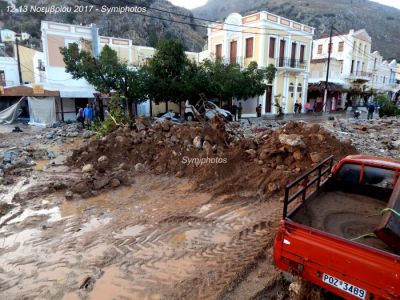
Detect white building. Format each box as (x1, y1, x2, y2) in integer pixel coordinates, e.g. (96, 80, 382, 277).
(311, 29, 398, 109)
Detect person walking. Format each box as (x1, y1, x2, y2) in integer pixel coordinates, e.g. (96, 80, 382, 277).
(232, 104, 237, 121)
(83, 103, 94, 129)
(76, 107, 85, 128)
(294, 102, 299, 114)
(256, 104, 262, 117)
(238, 102, 243, 120)
(367, 102, 375, 120)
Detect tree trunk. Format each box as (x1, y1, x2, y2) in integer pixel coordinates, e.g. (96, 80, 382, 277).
(165, 100, 169, 112)
(127, 99, 134, 119)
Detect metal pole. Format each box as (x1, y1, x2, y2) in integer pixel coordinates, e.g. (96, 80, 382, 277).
(323, 24, 334, 112)
(15, 35, 23, 85)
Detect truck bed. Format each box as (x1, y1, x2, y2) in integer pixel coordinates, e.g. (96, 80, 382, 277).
(291, 190, 396, 254)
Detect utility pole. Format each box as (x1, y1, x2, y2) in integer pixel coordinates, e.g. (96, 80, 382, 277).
(323, 23, 334, 112)
(15, 33, 23, 85)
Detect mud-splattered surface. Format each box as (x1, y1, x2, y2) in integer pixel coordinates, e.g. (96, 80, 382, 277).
(0, 172, 283, 300)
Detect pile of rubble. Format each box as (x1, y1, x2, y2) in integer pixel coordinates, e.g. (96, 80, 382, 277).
(322, 117, 400, 157)
(66, 117, 356, 199)
(38, 123, 93, 144)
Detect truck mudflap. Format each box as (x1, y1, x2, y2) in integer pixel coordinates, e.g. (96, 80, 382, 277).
(274, 220, 400, 300)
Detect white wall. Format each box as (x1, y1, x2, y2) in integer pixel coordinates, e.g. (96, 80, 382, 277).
(0, 57, 19, 86)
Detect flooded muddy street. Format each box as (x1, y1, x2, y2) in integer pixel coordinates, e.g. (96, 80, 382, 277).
(0, 172, 282, 300)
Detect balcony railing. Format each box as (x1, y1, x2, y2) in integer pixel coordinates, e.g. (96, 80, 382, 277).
(348, 71, 372, 80)
(275, 57, 308, 70)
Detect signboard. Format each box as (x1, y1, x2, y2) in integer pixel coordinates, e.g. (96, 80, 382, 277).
(32, 84, 44, 95)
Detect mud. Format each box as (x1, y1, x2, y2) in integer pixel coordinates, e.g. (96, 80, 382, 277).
(293, 191, 393, 253)
(0, 118, 368, 300)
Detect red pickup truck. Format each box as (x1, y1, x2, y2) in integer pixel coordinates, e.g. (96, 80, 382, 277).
(274, 155, 400, 299)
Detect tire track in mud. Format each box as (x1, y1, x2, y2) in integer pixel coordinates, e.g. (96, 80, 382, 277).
(90, 200, 282, 299)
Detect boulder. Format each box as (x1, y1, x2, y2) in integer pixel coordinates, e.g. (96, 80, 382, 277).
(82, 164, 94, 173)
(193, 136, 202, 149)
(293, 150, 303, 161)
(98, 156, 108, 163)
(64, 190, 74, 200)
(71, 181, 88, 194)
(110, 178, 121, 188)
(245, 149, 257, 159)
(93, 177, 110, 190)
(310, 152, 322, 163)
(134, 163, 146, 172)
(278, 134, 306, 148)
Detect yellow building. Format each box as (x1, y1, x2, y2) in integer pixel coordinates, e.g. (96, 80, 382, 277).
(14, 45, 42, 84)
(207, 12, 314, 116)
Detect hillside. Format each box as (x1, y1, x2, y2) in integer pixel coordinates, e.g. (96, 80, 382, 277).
(193, 0, 400, 60)
(0, 0, 206, 52)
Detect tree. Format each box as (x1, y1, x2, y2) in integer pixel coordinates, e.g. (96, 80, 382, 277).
(198, 59, 276, 106)
(60, 43, 145, 118)
(143, 38, 188, 111)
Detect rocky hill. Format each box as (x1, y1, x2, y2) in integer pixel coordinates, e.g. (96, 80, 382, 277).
(0, 0, 206, 51)
(193, 0, 400, 60)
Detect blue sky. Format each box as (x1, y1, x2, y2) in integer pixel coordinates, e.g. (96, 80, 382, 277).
(168, 0, 400, 10)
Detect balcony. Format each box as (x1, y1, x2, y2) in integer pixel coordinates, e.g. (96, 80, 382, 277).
(347, 71, 372, 81)
(275, 58, 308, 71)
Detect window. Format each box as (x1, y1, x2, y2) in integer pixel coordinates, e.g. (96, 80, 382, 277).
(245, 37, 253, 58)
(363, 166, 395, 189)
(269, 37, 276, 58)
(359, 43, 362, 53)
(216, 44, 222, 59)
(364, 44, 367, 55)
(300, 45, 305, 63)
(0, 70, 5, 86)
(317, 44, 323, 54)
(351, 60, 354, 73)
(338, 41, 344, 52)
(289, 83, 294, 97)
(230, 40, 237, 64)
(335, 164, 361, 183)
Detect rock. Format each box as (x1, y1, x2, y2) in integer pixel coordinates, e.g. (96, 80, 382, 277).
(268, 182, 278, 192)
(175, 171, 184, 178)
(82, 164, 94, 173)
(98, 156, 108, 163)
(93, 177, 110, 190)
(71, 181, 88, 194)
(278, 134, 306, 148)
(160, 121, 170, 132)
(82, 131, 92, 139)
(310, 152, 322, 163)
(134, 163, 146, 172)
(47, 151, 56, 159)
(293, 150, 303, 161)
(170, 135, 178, 144)
(110, 178, 121, 188)
(193, 136, 202, 149)
(257, 160, 264, 165)
(245, 149, 257, 159)
(135, 121, 146, 132)
(309, 124, 320, 133)
(65, 190, 74, 200)
(203, 141, 212, 156)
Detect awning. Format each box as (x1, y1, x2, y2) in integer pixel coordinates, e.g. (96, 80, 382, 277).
(308, 82, 344, 92)
(0, 85, 59, 97)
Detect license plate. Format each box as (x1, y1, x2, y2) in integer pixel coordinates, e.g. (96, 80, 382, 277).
(322, 273, 366, 299)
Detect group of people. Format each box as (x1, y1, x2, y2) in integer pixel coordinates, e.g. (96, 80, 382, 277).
(231, 102, 243, 121)
(294, 100, 303, 114)
(76, 103, 94, 129)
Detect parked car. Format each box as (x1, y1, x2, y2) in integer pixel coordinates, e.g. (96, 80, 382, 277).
(184, 100, 233, 121)
(274, 155, 400, 299)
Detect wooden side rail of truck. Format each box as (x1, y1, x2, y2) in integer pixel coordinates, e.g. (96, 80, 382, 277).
(274, 155, 400, 299)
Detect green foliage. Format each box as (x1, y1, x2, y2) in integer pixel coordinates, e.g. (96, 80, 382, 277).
(60, 43, 146, 117)
(144, 38, 189, 105)
(93, 95, 128, 136)
(377, 95, 399, 117)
